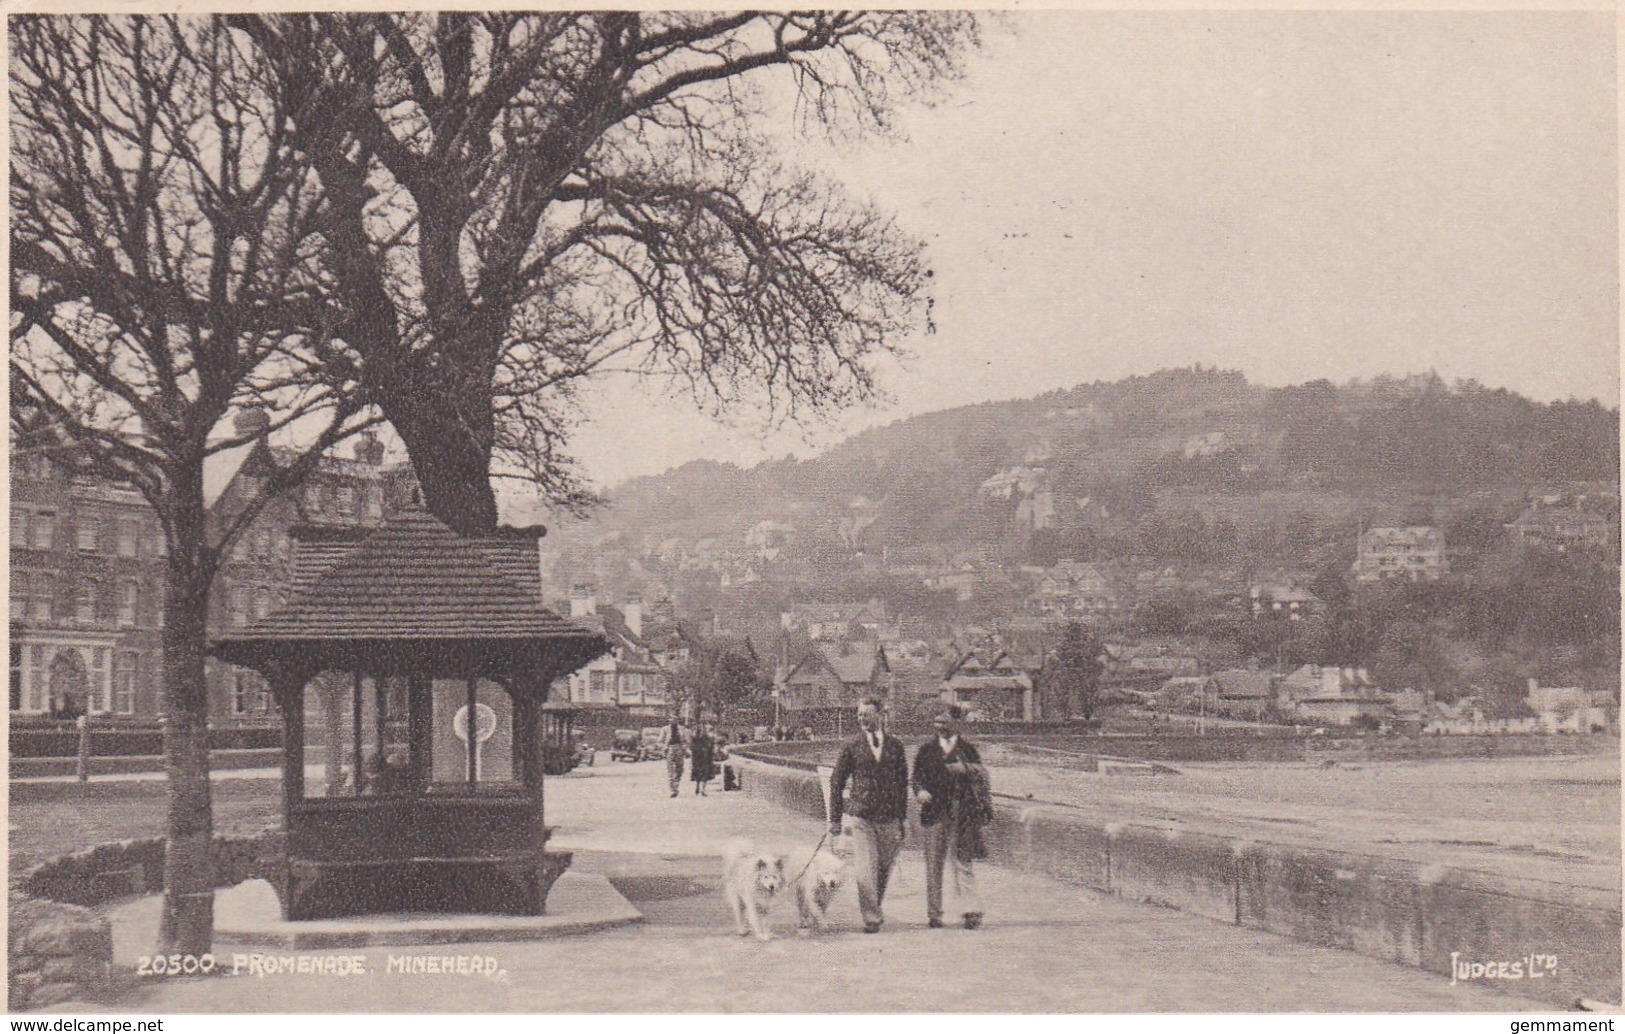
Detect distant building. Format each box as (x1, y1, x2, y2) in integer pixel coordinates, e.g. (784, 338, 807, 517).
(942, 648, 1036, 721)
(978, 466, 1047, 501)
(1352, 526, 1447, 583)
(743, 520, 796, 561)
(9, 416, 423, 723)
(1506, 501, 1618, 555)
(1277, 665, 1387, 725)
(205, 421, 418, 723)
(10, 445, 166, 718)
(777, 642, 891, 714)
(1524, 679, 1614, 734)
(1249, 581, 1321, 621)
(780, 601, 888, 642)
(1105, 643, 1201, 681)
(558, 585, 672, 716)
(1207, 668, 1277, 720)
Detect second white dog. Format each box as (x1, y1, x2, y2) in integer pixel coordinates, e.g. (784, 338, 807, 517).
(789, 847, 851, 934)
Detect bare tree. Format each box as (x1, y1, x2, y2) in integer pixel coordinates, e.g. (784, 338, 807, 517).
(235, 12, 981, 533)
(10, 16, 371, 953)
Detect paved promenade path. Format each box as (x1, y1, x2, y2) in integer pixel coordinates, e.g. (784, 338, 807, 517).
(106, 761, 1552, 1013)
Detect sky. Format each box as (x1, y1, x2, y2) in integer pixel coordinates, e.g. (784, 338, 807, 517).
(558, 10, 1619, 494)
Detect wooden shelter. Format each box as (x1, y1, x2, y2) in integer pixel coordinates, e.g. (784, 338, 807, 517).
(212, 509, 606, 920)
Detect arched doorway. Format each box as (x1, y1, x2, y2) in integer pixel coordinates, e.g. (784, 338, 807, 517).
(47, 649, 88, 719)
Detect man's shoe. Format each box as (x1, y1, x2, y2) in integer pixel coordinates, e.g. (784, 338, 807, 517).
(928, 918, 943, 929)
(863, 922, 882, 934)
(963, 913, 983, 930)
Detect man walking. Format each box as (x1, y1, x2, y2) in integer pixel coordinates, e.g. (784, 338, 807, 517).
(913, 703, 989, 929)
(828, 698, 909, 933)
(660, 719, 687, 798)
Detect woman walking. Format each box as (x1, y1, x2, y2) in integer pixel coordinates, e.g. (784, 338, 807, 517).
(689, 724, 717, 796)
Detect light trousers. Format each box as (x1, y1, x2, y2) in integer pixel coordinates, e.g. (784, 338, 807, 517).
(847, 816, 904, 927)
(923, 809, 982, 922)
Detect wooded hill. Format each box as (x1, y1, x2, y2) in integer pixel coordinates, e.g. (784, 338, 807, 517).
(578, 367, 1618, 564)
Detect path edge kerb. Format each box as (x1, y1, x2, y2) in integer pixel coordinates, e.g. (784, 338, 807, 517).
(734, 756, 1622, 1009)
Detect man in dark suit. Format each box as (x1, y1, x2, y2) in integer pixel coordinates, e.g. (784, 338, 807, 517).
(912, 703, 986, 929)
(828, 697, 909, 933)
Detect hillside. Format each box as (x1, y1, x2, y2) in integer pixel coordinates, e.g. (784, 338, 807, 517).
(565, 367, 1618, 564)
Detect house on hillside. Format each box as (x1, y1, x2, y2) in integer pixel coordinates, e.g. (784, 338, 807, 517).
(942, 648, 1036, 721)
(1506, 500, 1619, 556)
(640, 599, 701, 670)
(1352, 526, 1448, 583)
(780, 601, 888, 642)
(744, 520, 796, 562)
(1249, 580, 1321, 621)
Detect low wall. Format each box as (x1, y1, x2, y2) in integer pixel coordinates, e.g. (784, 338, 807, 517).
(10, 831, 278, 1012)
(737, 758, 1621, 1007)
(740, 732, 1617, 768)
(8, 896, 113, 1012)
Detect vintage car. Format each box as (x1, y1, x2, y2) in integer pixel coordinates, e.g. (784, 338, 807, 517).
(638, 726, 671, 760)
(610, 729, 644, 762)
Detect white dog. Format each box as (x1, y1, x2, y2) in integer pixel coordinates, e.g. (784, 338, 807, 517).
(789, 847, 851, 934)
(722, 838, 785, 941)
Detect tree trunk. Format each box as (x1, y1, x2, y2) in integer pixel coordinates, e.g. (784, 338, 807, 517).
(376, 358, 500, 536)
(158, 474, 215, 955)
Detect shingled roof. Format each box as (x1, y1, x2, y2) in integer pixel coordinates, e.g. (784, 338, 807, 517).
(216, 508, 603, 647)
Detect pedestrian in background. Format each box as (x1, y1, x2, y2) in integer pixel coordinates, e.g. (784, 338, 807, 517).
(690, 723, 716, 796)
(661, 719, 687, 798)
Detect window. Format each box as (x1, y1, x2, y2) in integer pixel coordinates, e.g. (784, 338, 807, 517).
(9, 640, 21, 712)
(25, 573, 52, 622)
(75, 580, 98, 625)
(336, 485, 354, 517)
(365, 485, 383, 519)
(33, 511, 55, 551)
(11, 509, 27, 548)
(113, 652, 139, 714)
(253, 586, 270, 620)
(76, 516, 99, 552)
(116, 520, 138, 557)
(89, 647, 109, 713)
(253, 529, 272, 557)
(589, 670, 610, 703)
(119, 580, 139, 627)
(230, 586, 248, 627)
(24, 647, 43, 711)
(232, 670, 268, 715)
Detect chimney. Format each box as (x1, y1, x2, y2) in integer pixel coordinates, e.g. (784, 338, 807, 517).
(234, 407, 270, 439)
(354, 432, 385, 466)
(624, 596, 644, 638)
(569, 584, 596, 618)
